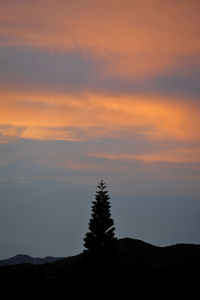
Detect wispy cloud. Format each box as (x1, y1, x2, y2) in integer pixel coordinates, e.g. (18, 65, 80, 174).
(0, 93, 200, 141)
(1, 92, 200, 144)
(90, 147, 200, 165)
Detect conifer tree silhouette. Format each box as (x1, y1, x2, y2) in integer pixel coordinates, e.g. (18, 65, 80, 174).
(83, 180, 116, 258)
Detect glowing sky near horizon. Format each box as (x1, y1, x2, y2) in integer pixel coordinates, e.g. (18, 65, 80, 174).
(0, 0, 200, 259)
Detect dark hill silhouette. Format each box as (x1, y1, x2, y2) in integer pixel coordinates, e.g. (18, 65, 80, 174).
(0, 238, 200, 298)
(0, 254, 63, 267)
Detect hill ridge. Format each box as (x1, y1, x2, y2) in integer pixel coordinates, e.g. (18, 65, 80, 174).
(0, 237, 200, 296)
(0, 253, 63, 267)
(1, 237, 200, 267)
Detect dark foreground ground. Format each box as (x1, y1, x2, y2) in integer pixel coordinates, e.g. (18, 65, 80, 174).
(1, 238, 200, 298)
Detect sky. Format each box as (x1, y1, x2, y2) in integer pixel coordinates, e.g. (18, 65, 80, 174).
(0, 0, 200, 259)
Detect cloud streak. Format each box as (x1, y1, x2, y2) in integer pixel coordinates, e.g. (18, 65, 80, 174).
(1, 92, 200, 143)
(90, 148, 200, 165)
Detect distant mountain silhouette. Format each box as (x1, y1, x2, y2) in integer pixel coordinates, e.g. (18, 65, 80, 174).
(1, 238, 200, 298)
(0, 254, 63, 267)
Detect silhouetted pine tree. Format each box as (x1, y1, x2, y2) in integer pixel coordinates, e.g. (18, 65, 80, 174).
(83, 180, 117, 258)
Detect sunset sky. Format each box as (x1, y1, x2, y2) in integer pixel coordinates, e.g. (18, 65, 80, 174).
(1, 0, 200, 259)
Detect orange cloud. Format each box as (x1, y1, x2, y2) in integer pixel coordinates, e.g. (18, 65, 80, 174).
(90, 148, 200, 164)
(0, 91, 200, 143)
(0, 0, 199, 77)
